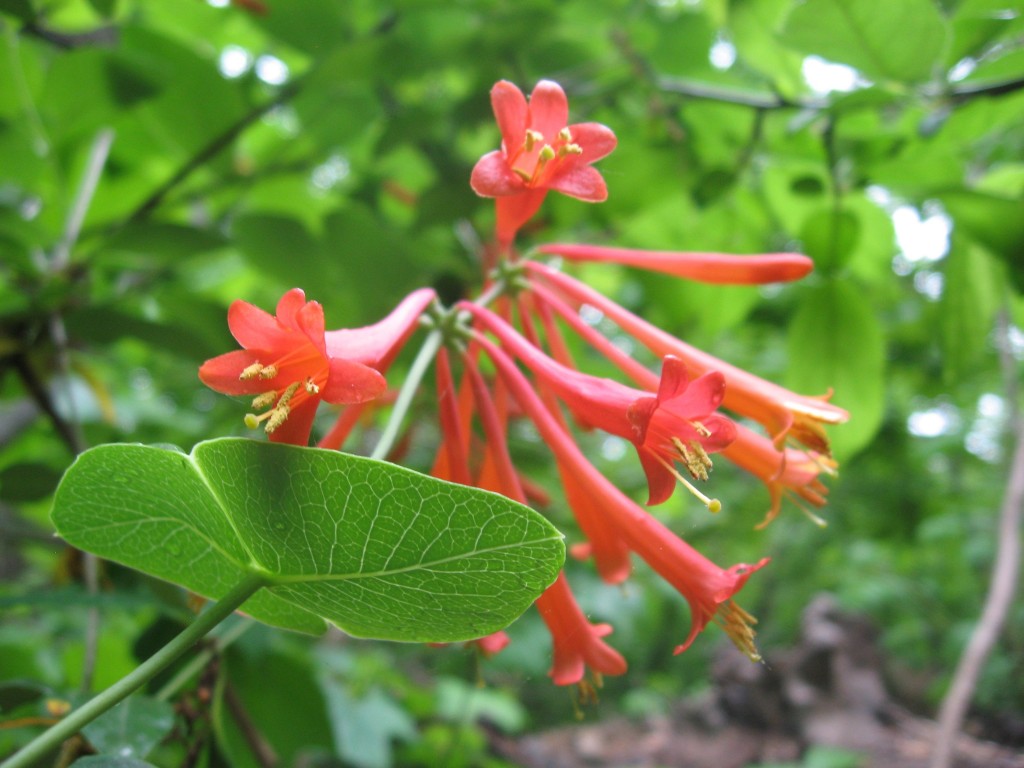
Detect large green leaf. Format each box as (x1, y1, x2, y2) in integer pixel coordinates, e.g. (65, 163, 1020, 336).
(779, 0, 947, 84)
(50, 439, 564, 643)
(786, 280, 885, 459)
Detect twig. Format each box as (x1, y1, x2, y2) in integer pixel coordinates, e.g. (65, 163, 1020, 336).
(223, 682, 278, 768)
(50, 128, 115, 694)
(123, 79, 303, 226)
(930, 309, 1024, 768)
(0, 574, 267, 768)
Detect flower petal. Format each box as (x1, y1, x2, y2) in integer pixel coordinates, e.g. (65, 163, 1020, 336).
(322, 358, 386, 404)
(638, 448, 676, 506)
(470, 151, 526, 198)
(664, 370, 727, 416)
(295, 299, 328, 356)
(546, 164, 608, 202)
(275, 288, 308, 330)
(528, 80, 569, 141)
(490, 80, 529, 152)
(198, 349, 265, 395)
(569, 122, 617, 163)
(227, 299, 289, 350)
(656, 356, 690, 403)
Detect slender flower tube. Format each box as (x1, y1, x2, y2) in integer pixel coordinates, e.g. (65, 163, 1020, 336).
(463, 361, 623, 677)
(324, 287, 436, 370)
(199, 289, 386, 445)
(722, 424, 834, 527)
(462, 302, 735, 507)
(526, 262, 848, 455)
(538, 244, 814, 285)
(474, 332, 766, 658)
(471, 80, 617, 244)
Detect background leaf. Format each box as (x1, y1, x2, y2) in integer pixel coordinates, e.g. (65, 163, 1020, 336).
(779, 0, 947, 83)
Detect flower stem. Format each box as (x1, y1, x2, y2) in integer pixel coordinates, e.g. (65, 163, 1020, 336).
(370, 329, 443, 461)
(0, 573, 267, 768)
(367, 279, 508, 462)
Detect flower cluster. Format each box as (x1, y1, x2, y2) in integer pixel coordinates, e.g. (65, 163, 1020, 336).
(200, 79, 847, 694)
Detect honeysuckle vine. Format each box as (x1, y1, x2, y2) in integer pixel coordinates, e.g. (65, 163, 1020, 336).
(10, 78, 848, 767)
(194, 77, 846, 689)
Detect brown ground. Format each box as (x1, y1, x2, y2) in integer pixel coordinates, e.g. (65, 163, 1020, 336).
(494, 596, 1024, 768)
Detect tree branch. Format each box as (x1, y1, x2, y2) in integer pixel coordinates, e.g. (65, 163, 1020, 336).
(930, 309, 1024, 768)
(123, 79, 303, 226)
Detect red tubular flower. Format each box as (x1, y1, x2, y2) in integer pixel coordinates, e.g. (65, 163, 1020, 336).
(537, 244, 814, 285)
(527, 262, 848, 455)
(471, 80, 617, 244)
(722, 424, 834, 527)
(199, 289, 386, 445)
(536, 572, 628, 686)
(475, 331, 765, 658)
(462, 303, 735, 508)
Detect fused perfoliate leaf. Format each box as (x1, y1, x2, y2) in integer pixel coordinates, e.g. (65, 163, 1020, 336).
(51, 438, 564, 643)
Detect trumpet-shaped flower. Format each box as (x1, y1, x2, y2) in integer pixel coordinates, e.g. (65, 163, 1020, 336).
(527, 261, 848, 455)
(199, 289, 386, 445)
(471, 80, 617, 244)
(463, 303, 735, 507)
(620, 508, 769, 658)
(536, 572, 628, 687)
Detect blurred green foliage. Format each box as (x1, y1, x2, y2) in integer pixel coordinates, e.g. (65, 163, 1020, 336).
(1, 0, 1023, 765)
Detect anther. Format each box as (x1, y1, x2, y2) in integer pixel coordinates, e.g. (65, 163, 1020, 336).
(524, 129, 544, 152)
(304, 378, 320, 395)
(558, 127, 572, 142)
(239, 362, 264, 380)
(252, 391, 277, 410)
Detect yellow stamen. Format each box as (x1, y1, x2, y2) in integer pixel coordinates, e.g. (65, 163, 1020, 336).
(258, 364, 278, 380)
(265, 405, 290, 434)
(558, 127, 572, 142)
(304, 378, 320, 395)
(252, 391, 277, 410)
(242, 381, 302, 434)
(714, 600, 761, 662)
(672, 437, 713, 481)
(538, 144, 556, 163)
(239, 362, 264, 380)
(524, 129, 544, 152)
(558, 142, 583, 157)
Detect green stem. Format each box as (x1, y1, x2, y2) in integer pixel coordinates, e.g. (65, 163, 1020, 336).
(370, 329, 443, 461)
(1, 573, 267, 768)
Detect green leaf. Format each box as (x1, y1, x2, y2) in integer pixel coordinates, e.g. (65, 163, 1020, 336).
(780, 0, 947, 84)
(799, 207, 860, 273)
(786, 280, 885, 459)
(50, 439, 564, 643)
(939, 238, 1001, 381)
(81, 695, 175, 761)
